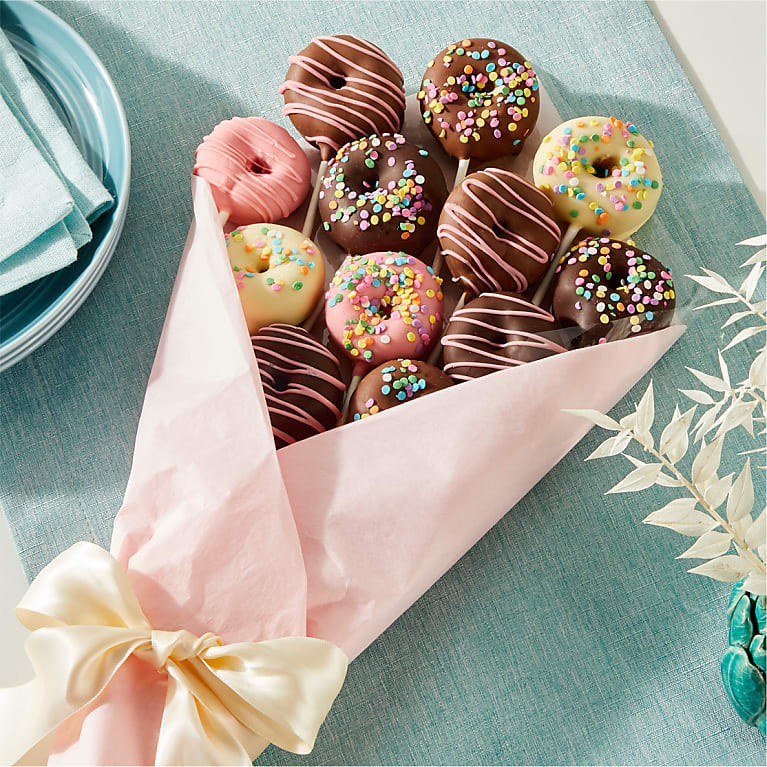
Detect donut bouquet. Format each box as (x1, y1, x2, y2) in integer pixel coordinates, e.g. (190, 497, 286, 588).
(55, 37, 686, 764)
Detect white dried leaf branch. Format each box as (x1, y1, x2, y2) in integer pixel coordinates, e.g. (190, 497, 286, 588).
(565, 234, 767, 595)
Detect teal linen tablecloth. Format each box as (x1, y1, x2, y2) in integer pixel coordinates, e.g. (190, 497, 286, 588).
(1, 1, 764, 763)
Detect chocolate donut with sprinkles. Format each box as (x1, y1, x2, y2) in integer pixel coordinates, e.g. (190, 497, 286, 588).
(437, 168, 561, 298)
(442, 292, 568, 381)
(551, 236, 675, 346)
(279, 35, 406, 161)
(252, 324, 346, 448)
(325, 252, 444, 368)
(349, 359, 453, 421)
(318, 133, 448, 258)
(418, 38, 539, 160)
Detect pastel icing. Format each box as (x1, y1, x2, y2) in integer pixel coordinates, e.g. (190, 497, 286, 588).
(325, 252, 444, 368)
(533, 115, 663, 240)
(226, 224, 325, 334)
(194, 117, 310, 224)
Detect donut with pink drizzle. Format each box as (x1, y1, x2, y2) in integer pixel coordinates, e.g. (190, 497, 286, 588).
(193, 117, 310, 224)
(437, 168, 561, 298)
(251, 324, 346, 448)
(279, 35, 406, 161)
(442, 292, 568, 381)
(325, 252, 444, 368)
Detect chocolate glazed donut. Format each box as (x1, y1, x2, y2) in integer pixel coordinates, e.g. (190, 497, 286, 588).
(438, 168, 561, 297)
(552, 237, 676, 346)
(418, 38, 539, 160)
(318, 134, 448, 258)
(251, 324, 346, 448)
(279, 35, 406, 161)
(349, 358, 453, 421)
(442, 292, 568, 381)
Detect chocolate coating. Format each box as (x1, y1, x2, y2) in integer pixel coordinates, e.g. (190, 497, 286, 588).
(349, 358, 453, 421)
(442, 292, 568, 381)
(319, 133, 448, 258)
(280, 35, 406, 162)
(551, 237, 676, 346)
(252, 324, 346, 448)
(418, 39, 539, 160)
(438, 168, 561, 298)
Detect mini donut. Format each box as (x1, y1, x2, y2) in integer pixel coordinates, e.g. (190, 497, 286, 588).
(418, 38, 539, 160)
(349, 358, 453, 421)
(533, 116, 663, 240)
(251, 324, 346, 448)
(226, 224, 325, 334)
(325, 252, 444, 367)
(442, 292, 568, 381)
(437, 168, 561, 298)
(279, 35, 406, 161)
(193, 117, 310, 224)
(551, 236, 676, 346)
(318, 133, 448, 257)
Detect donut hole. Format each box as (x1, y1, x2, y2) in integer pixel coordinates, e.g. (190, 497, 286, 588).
(271, 373, 290, 392)
(328, 74, 347, 90)
(490, 222, 509, 240)
(249, 157, 271, 175)
(359, 176, 381, 195)
(591, 156, 619, 178)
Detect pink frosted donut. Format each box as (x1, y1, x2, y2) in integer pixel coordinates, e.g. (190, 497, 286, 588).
(193, 116, 311, 224)
(325, 251, 444, 368)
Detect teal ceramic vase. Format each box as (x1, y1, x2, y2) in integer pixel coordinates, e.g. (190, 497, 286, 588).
(722, 578, 766, 734)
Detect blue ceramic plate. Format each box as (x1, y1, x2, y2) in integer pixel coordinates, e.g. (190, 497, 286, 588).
(0, 0, 130, 371)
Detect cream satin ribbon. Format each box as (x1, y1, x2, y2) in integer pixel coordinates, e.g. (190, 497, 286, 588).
(0, 542, 348, 766)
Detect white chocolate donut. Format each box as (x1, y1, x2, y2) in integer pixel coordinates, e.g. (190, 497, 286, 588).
(533, 116, 662, 240)
(226, 224, 325, 334)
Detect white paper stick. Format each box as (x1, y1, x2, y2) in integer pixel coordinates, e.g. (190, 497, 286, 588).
(453, 157, 470, 189)
(426, 291, 467, 367)
(301, 294, 325, 332)
(432, 159, 469, 280)
(430, 242, 443, 279)
(218, 210, 230, 229)
(531, 222, 581, 307)
(339, 374, 361, 425)
(302, 160, 328, 238)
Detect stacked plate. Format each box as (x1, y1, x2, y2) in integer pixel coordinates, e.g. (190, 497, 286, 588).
(0, 0, 130, 371)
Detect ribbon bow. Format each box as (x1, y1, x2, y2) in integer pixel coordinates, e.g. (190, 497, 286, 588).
(0, 542, 348, 765)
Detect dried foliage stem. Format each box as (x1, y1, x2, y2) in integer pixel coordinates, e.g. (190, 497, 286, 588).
(637, 437, 765, 573)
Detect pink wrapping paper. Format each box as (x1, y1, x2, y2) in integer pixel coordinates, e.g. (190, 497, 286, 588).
(47, 86, 685, 763)
(48, 176, 684, 764)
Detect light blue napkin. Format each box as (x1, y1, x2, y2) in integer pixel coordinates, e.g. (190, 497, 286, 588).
(1, 82, 92, 250)
(0, 29, 112, 222)
(0, 90, 77, 293)
(0, 221, 76, 295)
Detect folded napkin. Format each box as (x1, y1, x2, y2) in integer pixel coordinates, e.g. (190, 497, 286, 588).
(0, 29, 114, 295)
(0, 30, 112, 221)
(0, 90, 77, 293)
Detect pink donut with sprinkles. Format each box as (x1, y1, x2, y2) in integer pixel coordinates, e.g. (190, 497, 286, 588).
(194, 116, 311, 224)
(325, 252, 444, 369)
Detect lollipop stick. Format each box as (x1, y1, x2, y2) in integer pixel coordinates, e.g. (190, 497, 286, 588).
(426, 291, 468, 367)
(430, 241, 444, 277)
(218, 210, 230, 229)
(531, 223, 582, 307)
(453, 158, 470, 189)
(301, 296, 325, 332)
(302, 159, 328, 237)
(339, 374, 362, 425)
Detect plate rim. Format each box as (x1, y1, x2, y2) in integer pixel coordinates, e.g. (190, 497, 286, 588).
(0, 0, 131, 372)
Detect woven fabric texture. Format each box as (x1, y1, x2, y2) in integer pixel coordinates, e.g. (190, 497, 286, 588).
(1, 2, 764, 763)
